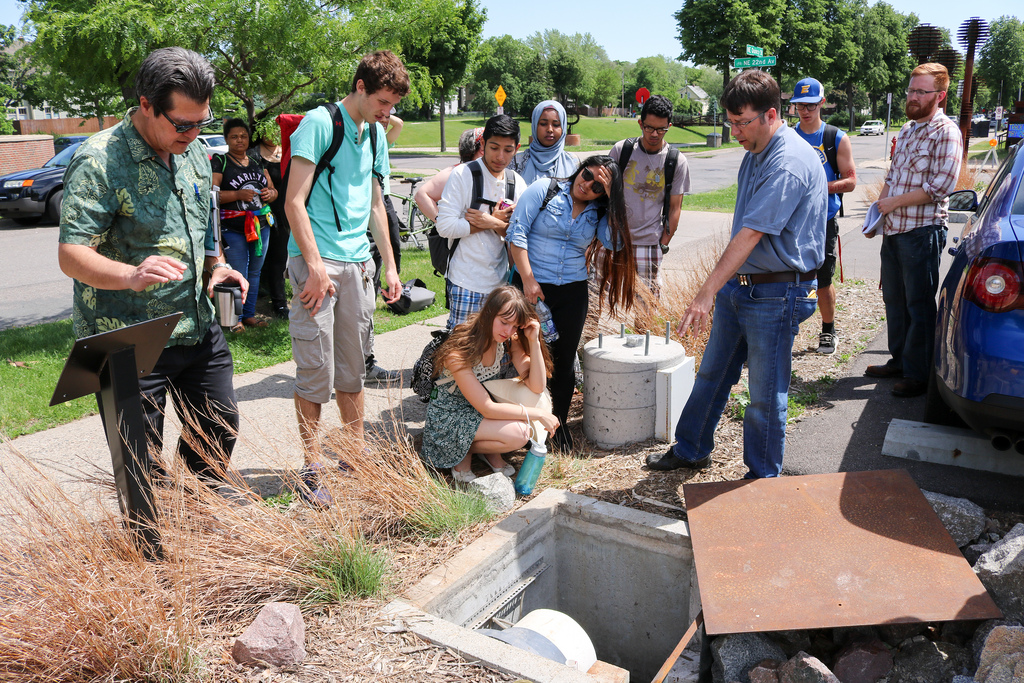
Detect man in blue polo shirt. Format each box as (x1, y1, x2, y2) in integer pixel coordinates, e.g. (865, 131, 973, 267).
(646, 69, 826, 479)
(284, 50, 409, 504)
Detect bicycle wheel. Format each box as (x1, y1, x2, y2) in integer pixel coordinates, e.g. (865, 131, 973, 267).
(406, 206, 430, 250)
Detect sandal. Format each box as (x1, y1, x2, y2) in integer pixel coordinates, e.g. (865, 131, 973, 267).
(451, 467, 477, 484)
(477, 454, 515, 477)
(242, 316, 269, 328)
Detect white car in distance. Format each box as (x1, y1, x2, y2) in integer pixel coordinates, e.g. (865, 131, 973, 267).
(859, 120, 886, 136)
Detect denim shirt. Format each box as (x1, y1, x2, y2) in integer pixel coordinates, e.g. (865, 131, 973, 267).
(507, 180, 612, 285)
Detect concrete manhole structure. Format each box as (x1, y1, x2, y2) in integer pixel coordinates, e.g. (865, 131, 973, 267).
(384, 489, 700, 682)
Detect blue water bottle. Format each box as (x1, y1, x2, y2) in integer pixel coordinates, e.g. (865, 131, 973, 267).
(514, 439, 547, 496)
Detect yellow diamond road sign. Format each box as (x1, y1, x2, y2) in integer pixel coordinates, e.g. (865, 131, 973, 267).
(495, 86, 507, 107)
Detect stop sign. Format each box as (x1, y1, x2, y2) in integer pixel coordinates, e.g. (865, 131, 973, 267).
(635, 87, 650, 104)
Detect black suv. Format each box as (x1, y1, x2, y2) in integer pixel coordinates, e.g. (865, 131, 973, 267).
(0, 141, 82, 225)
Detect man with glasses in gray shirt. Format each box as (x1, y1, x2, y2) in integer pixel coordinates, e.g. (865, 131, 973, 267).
(609, 95, 690, 296)
(647, 69, 826, 479)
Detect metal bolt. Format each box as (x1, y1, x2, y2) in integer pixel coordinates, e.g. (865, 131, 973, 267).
(598, 333, 603, 348)
(645, 331, 650, 355)
(620, 323, 625, 338)
(665, 321, 671, 343)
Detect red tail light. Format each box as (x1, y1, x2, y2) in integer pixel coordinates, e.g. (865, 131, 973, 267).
(963, 258, 1023, 312)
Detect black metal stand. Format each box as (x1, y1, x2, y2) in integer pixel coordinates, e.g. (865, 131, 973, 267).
(50, 314, 181, 560)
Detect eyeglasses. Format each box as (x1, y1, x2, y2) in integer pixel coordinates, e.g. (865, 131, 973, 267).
(724, 111, 766, 129)
(641, 124, 670, 135)
(905, 88, 943, 98)
(581, 167, 605, 195)
(161, 109, 216, 133)
(794, 102, 820, 112)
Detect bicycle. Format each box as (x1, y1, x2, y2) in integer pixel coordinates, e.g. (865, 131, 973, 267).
(387, 174, 433, 250)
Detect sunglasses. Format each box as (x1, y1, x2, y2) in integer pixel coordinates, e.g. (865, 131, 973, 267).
(581, 167, 606, 195)
(161, 109, 216, 133)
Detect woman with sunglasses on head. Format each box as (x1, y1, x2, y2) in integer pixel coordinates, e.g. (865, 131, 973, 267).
(507, 155, 635, 451)
(509, 100, 578, 184)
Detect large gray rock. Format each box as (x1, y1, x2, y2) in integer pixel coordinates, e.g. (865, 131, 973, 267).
(711, 633, 787, 683)
(777, 651, 839, 683)
(833, 640, 893, 683)
(890, 637, 970, 683)
(974, 524, 1024, 624)
(469, 472, 515, 514)
(975, 625, 1024, 682)
(232, 602, 306, 668)
(951, 677, 975, 683)
(922, 490, 987, 547)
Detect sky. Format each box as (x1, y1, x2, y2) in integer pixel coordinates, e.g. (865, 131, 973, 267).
(0, 0, 1003, 64)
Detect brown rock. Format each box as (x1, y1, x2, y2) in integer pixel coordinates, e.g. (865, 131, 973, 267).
(976, 626, 1024, 682)
(833, 640, 893, 683)
(232, 602, 306, 668)
(749, 659, 782, 683)
(778, 651, 840, 683)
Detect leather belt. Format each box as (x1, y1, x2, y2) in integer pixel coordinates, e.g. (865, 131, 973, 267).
(736, 270, 817, 286)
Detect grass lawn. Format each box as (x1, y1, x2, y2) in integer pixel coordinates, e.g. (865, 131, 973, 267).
(0, 249, 447, 439)
(684, 184, 737, 213)
(395, 114, 734, 151)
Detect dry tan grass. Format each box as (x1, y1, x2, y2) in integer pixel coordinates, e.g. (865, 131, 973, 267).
(0, 416, 461, 682)
(584, 234, 727, 367)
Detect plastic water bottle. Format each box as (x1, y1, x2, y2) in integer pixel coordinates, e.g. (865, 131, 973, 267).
(514, 439, 547, 496)
(535, 299, 559, 343)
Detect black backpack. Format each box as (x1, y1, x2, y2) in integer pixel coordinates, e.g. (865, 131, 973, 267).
(411, 329, 449, 402)
(821, 124, 844, 217)
(428, 160, 517, 279)
(616, 137, 679, 229)
(281, 102, 379, 232)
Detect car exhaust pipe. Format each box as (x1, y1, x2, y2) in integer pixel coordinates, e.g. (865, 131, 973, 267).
(991, 433, 1013, 451)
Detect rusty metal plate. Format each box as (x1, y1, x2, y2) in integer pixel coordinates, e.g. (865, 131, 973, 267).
(684, 470, 1002, 635)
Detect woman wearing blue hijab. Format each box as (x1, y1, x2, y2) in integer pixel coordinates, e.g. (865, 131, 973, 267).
(509, 100, 579, 184)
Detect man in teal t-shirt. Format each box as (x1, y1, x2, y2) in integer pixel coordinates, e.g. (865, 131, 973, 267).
(284, 50, 409, 506)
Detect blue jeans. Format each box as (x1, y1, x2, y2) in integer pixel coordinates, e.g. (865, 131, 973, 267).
(879, 225, 945, 383)
(223, 227, 269, 319)
(672, 278, 818, 478)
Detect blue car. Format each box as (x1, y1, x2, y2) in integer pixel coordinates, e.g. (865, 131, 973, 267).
(927, 141, 1024, 452)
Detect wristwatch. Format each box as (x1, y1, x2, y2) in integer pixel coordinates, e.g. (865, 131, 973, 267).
(205, 262, 230, 275)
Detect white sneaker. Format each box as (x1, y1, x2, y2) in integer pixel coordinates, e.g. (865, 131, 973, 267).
(816, 331, 838, 355)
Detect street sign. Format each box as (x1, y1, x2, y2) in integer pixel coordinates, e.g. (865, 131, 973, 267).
(995, 106, 1004, 120)
(495, 86, 506, 107)
(636, 87, 650, 104)
(746, 45, 763, 57)
(733, 56, 776, 68)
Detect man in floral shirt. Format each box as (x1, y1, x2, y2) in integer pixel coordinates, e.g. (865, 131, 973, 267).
(867, 63, 962, 398)
(58, 47, 247, 483)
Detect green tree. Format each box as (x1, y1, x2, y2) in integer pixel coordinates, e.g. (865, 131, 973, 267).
(469, 35, 550, 116)
(401, 0, 485, 150)
(978, 16, 1024, 109)
(853, 1, 916, 125)
(591, 64, 623, 109)
(675, 0, 784, 140)
(22, 0, 448, 129)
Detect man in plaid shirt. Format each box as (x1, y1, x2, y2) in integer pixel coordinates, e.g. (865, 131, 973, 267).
(866, 63, 962, 398)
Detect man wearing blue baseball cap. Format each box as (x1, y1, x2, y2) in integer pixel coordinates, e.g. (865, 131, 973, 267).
(791, 77, 856, 355)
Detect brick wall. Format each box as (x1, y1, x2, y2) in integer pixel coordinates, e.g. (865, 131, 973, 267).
(13, 116, 118, 136)
(0, 135, 56, 176)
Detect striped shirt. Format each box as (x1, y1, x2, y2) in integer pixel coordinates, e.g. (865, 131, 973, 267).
(883, 111, 963, 235)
